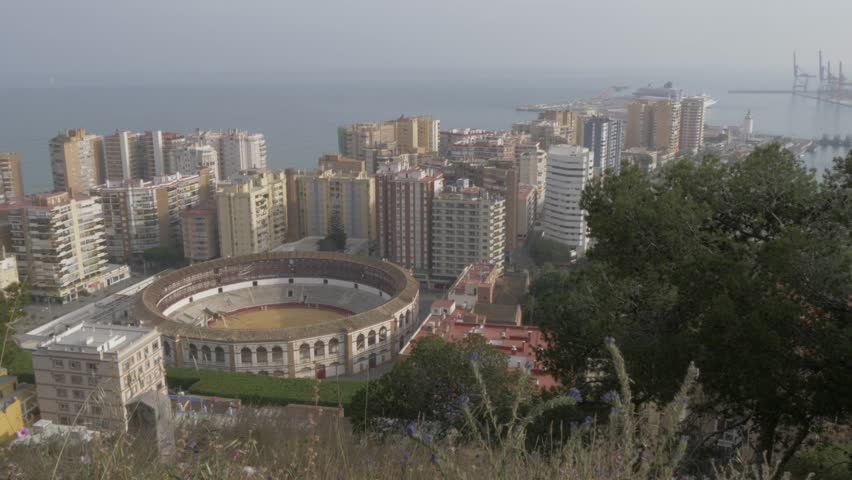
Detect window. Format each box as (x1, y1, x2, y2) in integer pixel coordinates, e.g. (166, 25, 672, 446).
(299, 344, 310, 361)
(323, 279, 328, 285)
(215, 347, 225, 363)
(314, 341, 325, 357)
(329, 338, 339, 355)
(86, 363, 98, 372)
(218, 287, 223, 293)
(69, 361, 81, 370)
(189, 344, 198, 360)
(52, 360, 64, 368)
(59, 416, 71, 425)
(379, 327, 387, 342)
(88, 377, 98, 387)
(241, 348, 252, 364)
(356, 334, 365, 351)
(152, 340, 159, 351)
(56, 388, 67, 398)
(368, 330, 376, 346)
(257, 347, 268, 363)
(163, 342, 171, 357)
(90, 406, 102, 416)
(72, 390, 85, 400)
(53, 374, 65, 384)
(288, 278, 294, 284)
(202, 346, 211, 362)
(252, 281, 258, 287)
(272, 346, 283, 362)
(58, 403, 69, 412)
(354, 283, 359, 289)
(288, 290, 293, 298)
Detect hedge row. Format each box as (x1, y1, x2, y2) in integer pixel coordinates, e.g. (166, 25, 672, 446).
(166, 368, 366, 409)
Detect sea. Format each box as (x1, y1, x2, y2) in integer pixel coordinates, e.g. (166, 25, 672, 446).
(1, 66, 850, 193)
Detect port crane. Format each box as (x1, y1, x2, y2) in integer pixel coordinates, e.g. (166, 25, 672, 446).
(793, 52, 815, 92)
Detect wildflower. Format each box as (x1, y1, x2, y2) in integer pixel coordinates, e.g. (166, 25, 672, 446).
(15, 427, 28, 439)
(231, 449, 242, 460)
(242, 466, 257, 476)
(456, 394, 470, 406)
(601, 390, 619, 404)
(469, 351, 479, 362)
(405, 422, 417, 436)
(80, 455, 92, 465)
(604, 337, 616, 346)
(423, 433, 434, 444)
(567, 387, 583, 403)
(581, 416, 594, 428)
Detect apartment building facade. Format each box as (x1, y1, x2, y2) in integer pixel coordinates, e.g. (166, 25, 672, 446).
(181, 206, 219, 263)
(431, 183, 506, 281)
(216, 170, 288, 257)
(33, 323, 166, 431)
(543, 145, 593, 257)
(49, 128, 105, 196)
(0, 153, 25, 203)
(294, 169, 376, 241)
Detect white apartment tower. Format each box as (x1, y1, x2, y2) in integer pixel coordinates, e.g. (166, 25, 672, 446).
(543, 145, 593, 257)
(177, 143, 220, 184)
(221, 129, 268, 179)
(33, 323, 166, 431)
(104, 130, 143, 181)
(431, 182, 506, 281)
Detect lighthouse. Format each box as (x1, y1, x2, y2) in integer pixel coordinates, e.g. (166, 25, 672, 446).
(742, 110, 754, 140)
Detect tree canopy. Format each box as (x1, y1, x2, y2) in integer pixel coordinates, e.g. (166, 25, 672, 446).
(319, 210, 347, 252)
(348, 335, 532, 434)
(533, 146, 852, 469)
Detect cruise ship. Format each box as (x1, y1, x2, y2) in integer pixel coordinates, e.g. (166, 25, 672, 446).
(633, 83, 717, 108)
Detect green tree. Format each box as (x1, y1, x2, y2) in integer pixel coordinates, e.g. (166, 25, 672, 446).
(143, 246, 184, 266)
(319, 210, 347, 252)
(0, 282, 30, 374)
(534, 146, 852, 473)
(348, 335, 533, 434)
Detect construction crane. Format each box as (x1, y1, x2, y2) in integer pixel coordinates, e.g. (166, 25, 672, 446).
(793, 52, 815, 92)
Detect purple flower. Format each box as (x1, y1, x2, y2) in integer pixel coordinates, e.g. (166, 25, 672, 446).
(456, 394, 470, 406)
(567, 387, 583, 403)
(15, 427, 28, 439)
(601, 390, 619, 404)
(405, 422, 417, 436)
(604, 337, 616, 346)
(581, 416, 594, 428)
(469, 351, 479, 362)
(231, 449, 242, 460)
(423, 433, 434, 444)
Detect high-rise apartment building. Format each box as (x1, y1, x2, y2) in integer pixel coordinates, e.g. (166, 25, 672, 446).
(543, 145, 593, 257)
(318, 154, 365, 175)
(431, 182, 506, 281)
(138, 130, 166, 178)
(0, 248, 19, 290)
(517, 184, 537, 244)
(221, 129, 268, 179)
(294, 170, 376, 241)
(104, 130, 144, 181)
(375, 164, 443, 274)
(0, 153, 25, 203)
(482, 161, 520, 250)
(516, 143, 547, 187)
(583, 116, 625, 176)
(49, 128, 105, 196)
(182, 206, 219, 263)
(338, 116, 439, 159)
(91, 171, 210, 264)
(679, 97, 706, 154)
(625, 99, 681, 154)
(216, 170, 288, 257)
(161, 133, 186, 175)
(33, 323, 166, 430)
(5, 192, 109, 303)
(176, 143, 220, 183)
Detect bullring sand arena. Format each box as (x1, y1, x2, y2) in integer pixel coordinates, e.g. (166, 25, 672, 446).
(136, 251, 421, 378)
(208, 305, 350, 330)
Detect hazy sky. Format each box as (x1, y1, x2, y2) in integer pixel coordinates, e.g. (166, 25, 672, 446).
(3, 0, 851, 79)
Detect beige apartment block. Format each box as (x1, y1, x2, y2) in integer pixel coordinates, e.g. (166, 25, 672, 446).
(295, 170, 376, 241)
(33, 323, 166, 431)
(182, 206, 219, 263)
(49, 128, 105, 196)
(216, 170, 288, 257)
(0, 153, 25, 203)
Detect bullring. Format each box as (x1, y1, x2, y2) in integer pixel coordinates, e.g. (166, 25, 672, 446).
(136, 251, 420, 378)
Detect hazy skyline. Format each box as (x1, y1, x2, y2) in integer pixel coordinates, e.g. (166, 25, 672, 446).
(3, 0, 851, 84)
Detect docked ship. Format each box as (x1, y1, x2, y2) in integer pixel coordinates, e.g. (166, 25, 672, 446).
(633, 83, 717, 107)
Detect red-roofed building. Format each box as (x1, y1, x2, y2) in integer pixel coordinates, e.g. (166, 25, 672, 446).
(403, 299, 557, 388)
